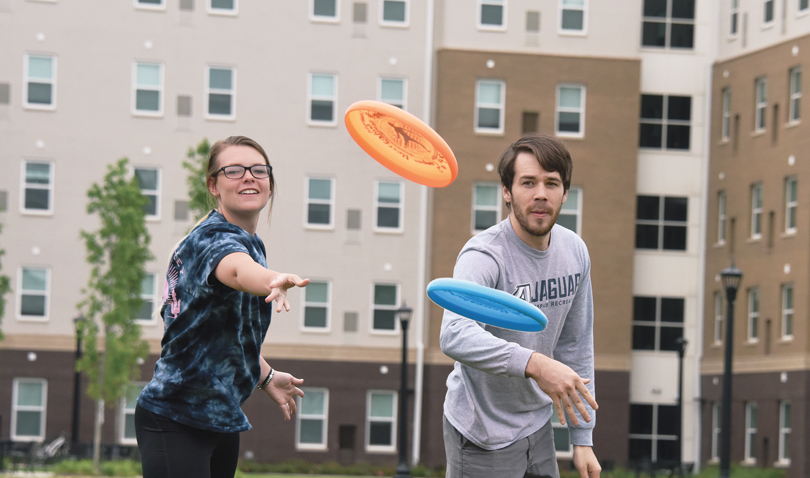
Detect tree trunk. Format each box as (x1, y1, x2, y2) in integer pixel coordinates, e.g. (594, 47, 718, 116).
(93, 398, 104, 472)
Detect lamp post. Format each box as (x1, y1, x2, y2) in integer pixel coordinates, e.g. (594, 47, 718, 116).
(394, 302, 413, 478)
(71, 316, 86, 454)
(719, 265, 743, 478)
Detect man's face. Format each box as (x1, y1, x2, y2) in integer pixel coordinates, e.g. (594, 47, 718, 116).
(503, 151, 568, 249)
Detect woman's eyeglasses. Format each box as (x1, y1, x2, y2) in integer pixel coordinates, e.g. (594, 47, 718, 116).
(215, 165, 273, 179)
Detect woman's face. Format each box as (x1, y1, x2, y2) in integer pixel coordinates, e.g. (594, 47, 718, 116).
(207, 145, 272, 218)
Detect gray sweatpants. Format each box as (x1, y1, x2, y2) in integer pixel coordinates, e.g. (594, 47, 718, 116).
(443, 415, 560, 478)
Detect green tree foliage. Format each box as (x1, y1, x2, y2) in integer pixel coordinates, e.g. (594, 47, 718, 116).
(183, 138, 215, 222)
(78, 158, 152, 468)
(0, 222, 11, 341)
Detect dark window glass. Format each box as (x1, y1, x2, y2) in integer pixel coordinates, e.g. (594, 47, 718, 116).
(640, 124, 663, 148)
(657, 438, 679, 461)
(311, 100, 334, 121)
(657, 405, 680, 435)
(208, 93, 232, 115)
(666, 125, 690, 149)
(660, 298, 684, 323)
(136, 90, 160, 111)
(24, 189, 49, 210)
(313, 0, 336, 16)
(629, 438, 653, 461)
(377, 207, 400, 228)
(670, 23, 695, 48)
(659, 326, 684, 351)
(641, 95, 664, 119)
(481, 4, 504, 25)
(27, 83, 52, 105)
(383, 0, 406, 22)
(662, 225, 687, 250)
(636, 225, 659, 249)
(308, 204, 331, 224)
(637, 196, 660, 220)
(664, 197, 688, 221)
(369, 422, 392, 445)
(642, 21, 667, 46)
(21, 295, 46, 316)
(373, 310, 396, 330)
(643, 0, 667, 17)
(671, 0, 695, 19)
(667, 96, 691, 120)
(478, 108, 501, 129)
(630, 404, 654, 434)
(304, 307, 327, 328)
(634, 297, 657, 322)
(475, 210, 498, 231)
(633, 325, 656, 350)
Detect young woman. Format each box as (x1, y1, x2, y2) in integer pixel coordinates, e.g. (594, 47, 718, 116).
(135, 136, 309, 478)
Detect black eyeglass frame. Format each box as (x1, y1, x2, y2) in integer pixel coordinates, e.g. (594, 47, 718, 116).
(215, 164, 273, 179)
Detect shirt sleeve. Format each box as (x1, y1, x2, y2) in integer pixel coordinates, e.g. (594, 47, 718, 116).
(188, 225, 252, 287)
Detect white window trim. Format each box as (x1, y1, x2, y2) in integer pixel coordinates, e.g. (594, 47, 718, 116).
(17, 266, 50, 322)
(23, 54, 57, 110)
(789, 67, 802, 124)
(301, 279, 331, 333)
(307, 73, 338, 126)
(718, 191, 727, 244)
(781, 283, 794, 340)
(763, 0, 776, 27)
(370, 282, 400, 335)
(118, 382, 146, 445)
(744, 401, 758, 464)
(747, 288, 760, 343)
(751, 183, 763, 239)
(721, 88, 731, 141)
(305, 176, 335, 229)
(207, 0, 238, 16)
(134, 0, 166, 10)
(472, 182, 502, 234)
(378, 77, 408, 110)
(711, 402, 721, 461)
(755, 77, 768, 132)
(296, 387, 329, 451)
(550, 412, 573, 458)
(558, 0, 587, 35)
(379, 0, 409, 27)
(20, 159, 54, 216)
(11, 378, 47, 442)
(132, 61, 164, 117)
(374, 180, 404, 233)
(477, 0, 507, 31)
(134, 166, 162, 221)
(474, 79, 505, 134)
(310, 0, 340, 22)
(714, 292, 724, 345)
(785, 177, 798, 234)
(555, 84, 586, 138)
(559, 186, 583, 235)
(135, 272, 159, 326)
(365, 390, 397, 453)
(205, 65, 237, 121)
(778, 401, 791, 465)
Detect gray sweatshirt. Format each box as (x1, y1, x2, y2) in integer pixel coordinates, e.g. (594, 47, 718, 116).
(440, 218, 596, 450)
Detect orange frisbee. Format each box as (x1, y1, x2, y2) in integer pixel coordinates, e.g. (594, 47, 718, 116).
(344, 100, 458, 188)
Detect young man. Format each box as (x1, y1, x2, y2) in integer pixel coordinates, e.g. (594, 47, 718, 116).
(440, 134, 600, 478)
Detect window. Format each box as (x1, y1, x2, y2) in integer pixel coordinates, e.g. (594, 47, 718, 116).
(18, 267, 49, 320)
(379, 78, 406, 109)
(372, 283, 398, 332)
(778, 401, 791, 464)
(556, 85, 585, 137)
(206, 66, 236, 119)
(24, 54, 56, 109)
(135, 0, 165, 9)
(718, 191, 726, 244)
(764, 0, 775, 24)
(641, 0, 695, 49)
(751, 183, 763, 238)
(366, 391, 396, 452)
(380, 0, 408, 25)
(296, 388, 328, 450)
(785, 177, 797, 233)
(308, 74, 337, 125)
(629, 404, 680, 463)
(551, 412, 573, 457)
(135, 167, 160, 219)
(744, 402, 758, 463)
(209, 0, 236, 14)
(781, 283, 794, 339)
(730, 0, 739, 36)
(11, 379, 47, 441)
(375, 181, 403, 231)
(755, 77, 768, 132)
(789, 67, 801, 123)
(478, 0, 505, 30)
(640, 94, 691, 150)
(21, 160, 53, 214)
(303, 281, 330, 330)
(635, 195, 688, 251)
(306, 177, 334, 228)
(558, 187, 582, 234)
(475, 80, 505, 133)
(473, 183, 501, 233)
(714, 292, 724, 345)
(632, 296, 684, 351)
(747, 288, 760, 342)
(133, 62, 163, 115)
(711, 402, 721, 461)
(801, 0, 810, 13)
(560, 0, 586, 33)
(135, 273, 157, 323)
(311, 0, 339, 21)
(119, 383, 145, 445)
(721, 87, 731, 141)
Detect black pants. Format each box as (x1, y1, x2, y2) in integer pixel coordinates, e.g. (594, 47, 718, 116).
(135, 404, 240, 478)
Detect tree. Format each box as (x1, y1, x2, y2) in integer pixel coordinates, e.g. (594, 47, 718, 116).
(182, 138, 215, 222)
(78, 158, 152, 470)
(0, 222, 11, 341)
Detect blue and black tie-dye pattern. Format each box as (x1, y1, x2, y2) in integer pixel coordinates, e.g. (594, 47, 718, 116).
(137, 210, 272, 433)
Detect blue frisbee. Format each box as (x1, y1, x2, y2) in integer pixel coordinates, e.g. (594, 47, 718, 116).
(427, 278, 547, 332)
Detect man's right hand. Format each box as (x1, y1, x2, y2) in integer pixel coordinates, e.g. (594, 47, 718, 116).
(525, 352, 598, 426)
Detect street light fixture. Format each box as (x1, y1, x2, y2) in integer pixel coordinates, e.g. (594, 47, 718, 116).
(719, 264, 743, 478)
(394, 302, 413, 478)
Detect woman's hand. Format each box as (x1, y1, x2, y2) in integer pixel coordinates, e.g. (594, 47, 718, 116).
(262, 371, 304, 421)
(265, 274, 310, 312)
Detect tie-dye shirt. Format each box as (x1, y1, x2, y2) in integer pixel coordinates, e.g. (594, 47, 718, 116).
(138, 210, 272, 433)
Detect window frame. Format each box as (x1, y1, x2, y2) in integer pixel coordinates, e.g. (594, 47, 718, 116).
(310, 0, 340, 22)
(374, 180, 404, 233)
(132, 61, 164, 117)
(631, 296, 685, 352)
(751, 183, 763, 239)
(23, 54, 57, 110)
(379, 0, 409, 27)
(378, 77, 407, 110)
(17, 266, 50, 322)
(134, 0, 166, 10)
(472, 182, 503, 234)
(305, 176, 335, 229)
(744, 401, 758, 464)
(628, 403, 680, 463)
(11, 378, 47, 442)
(639, 94, 692, 151)
(307, 73, 338, 126)
(558, 0, 587, 35)
(302, 279, 331, 332)
(781, 283, 794, 340)
(20, 159, 54, 215)
(205, 65, 237, 121)
(295, 387, 329, 451)
(477, 0, 507, 31)
(800, 0, 810, 15)
(118, 382, 146, 445)
(135, 272, 158, 325)
(721, 87, 731, 141)
(371, 282, 400, 334)
(714, 292, 724, 345)
(207, 0, 237, 15)
(640, 0, 696, 50)
(747, 288, 760, 343)
(550, 411, 573, 458)
(635, 195, 689, 251)
(763, 0, 775, 26)
(730, 0, 740, 37)
(711, 402, 721, 461)
(474, 79, 505, 134)
(785, 176, 798, 234)
(789, 67, 801, 124)
(556, 84, 586, 138)
(558, 186, 583, 235)
(778, 401, 791, 465)
(365, 390, 397, 453)
(755, 77, 768, 132)
(134, 166, 161, 221)
(718, 190, 726, 244)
